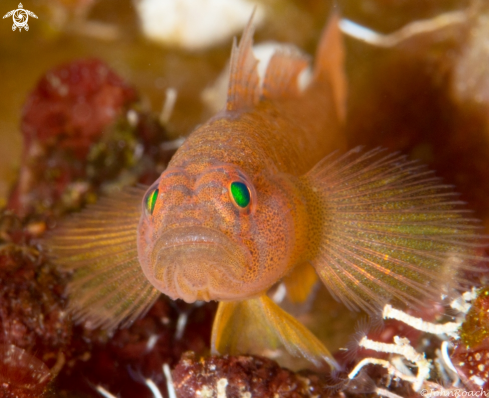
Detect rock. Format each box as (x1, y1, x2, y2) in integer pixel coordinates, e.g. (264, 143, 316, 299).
(173, 352, 342, 398)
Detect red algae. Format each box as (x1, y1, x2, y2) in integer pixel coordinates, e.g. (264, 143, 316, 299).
(20, 58, 137, 158)
(0, 211, 70, 397)
(8, 58, 168, 218)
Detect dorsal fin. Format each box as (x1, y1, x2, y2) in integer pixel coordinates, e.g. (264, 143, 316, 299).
(262, 46, 310, 99)
(313, 11, 347, 121)
(226, 12, 260, 111)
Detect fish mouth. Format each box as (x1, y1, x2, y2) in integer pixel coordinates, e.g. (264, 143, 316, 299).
(147, 226, 251, 302)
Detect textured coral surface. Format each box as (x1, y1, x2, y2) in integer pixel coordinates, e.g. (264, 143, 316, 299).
(173, 353, 340, 398)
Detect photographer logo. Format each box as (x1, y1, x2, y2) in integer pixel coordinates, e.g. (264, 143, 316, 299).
(3, 3, 38, 32)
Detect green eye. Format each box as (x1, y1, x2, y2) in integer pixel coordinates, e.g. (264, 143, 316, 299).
(146, 189, 159, 215)
(230, 182, 251, 209)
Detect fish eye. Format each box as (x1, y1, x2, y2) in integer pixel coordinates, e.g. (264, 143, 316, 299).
(229, 181, 251, 209)
(145, 188, 159, 215)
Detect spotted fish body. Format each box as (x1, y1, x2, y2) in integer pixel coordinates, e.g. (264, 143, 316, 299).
(47, 13, 486, 368)
(138, 15, 346, 307)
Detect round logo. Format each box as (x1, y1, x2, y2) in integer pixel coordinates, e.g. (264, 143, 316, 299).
(13, 9, 28, 28)
(2, 3, 38, 32)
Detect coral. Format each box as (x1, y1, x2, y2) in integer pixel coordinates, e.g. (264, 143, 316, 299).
(172, 352, 342, 398)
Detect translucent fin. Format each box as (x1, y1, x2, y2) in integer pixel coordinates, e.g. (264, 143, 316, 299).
(262, 47, 310, 99)
(299, 148, 487, 314)
(44, 186, 160, 331)
(313, 11, 347, 121)
(226, 11, 260, 111)
(283, 262, 319, 304)
(226, 10, 343, 111)
(211, 295, 338, 369)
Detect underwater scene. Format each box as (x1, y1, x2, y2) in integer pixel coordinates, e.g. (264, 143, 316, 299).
(0, 0, 488, 397)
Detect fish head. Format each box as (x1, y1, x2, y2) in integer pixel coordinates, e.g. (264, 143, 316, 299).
(137, 162, 302, 303)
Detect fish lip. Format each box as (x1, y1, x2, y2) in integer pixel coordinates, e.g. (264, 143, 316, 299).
(174, 275, 212, 302)
(154, 226, 241, 251)
(148, 226, 252, 302)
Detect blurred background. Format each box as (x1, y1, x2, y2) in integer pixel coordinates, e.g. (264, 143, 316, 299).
(0, 0, 474, 206)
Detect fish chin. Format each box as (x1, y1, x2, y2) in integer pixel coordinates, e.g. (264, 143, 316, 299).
(145, 227, 251, 303)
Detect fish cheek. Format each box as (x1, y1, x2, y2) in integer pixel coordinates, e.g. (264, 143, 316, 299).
(246, 175, 303, 290)
(137, 211, 159, 287)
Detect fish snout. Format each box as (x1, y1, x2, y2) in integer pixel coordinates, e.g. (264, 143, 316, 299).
(143, 226, 251, 302)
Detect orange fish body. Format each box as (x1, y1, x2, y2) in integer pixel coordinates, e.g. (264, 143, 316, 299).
(138, 14, 346, 305)
(47, 13, 484, 369)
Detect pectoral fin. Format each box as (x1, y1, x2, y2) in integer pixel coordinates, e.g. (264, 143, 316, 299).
(299, 148, 487, 314)
(211, 295, 338, 369)
(44, 186, 160, 331)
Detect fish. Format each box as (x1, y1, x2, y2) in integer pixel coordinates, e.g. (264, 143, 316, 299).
(45, 12, 486, 370)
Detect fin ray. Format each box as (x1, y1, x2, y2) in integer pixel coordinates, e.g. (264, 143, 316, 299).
(226, 12, 260, 111)
(44, 186, 160, 331)
(212, 295, 338, 369)
(300, 148, 487, 313)
(262, 48, 310, 99)
(327, 241, 437, 304)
